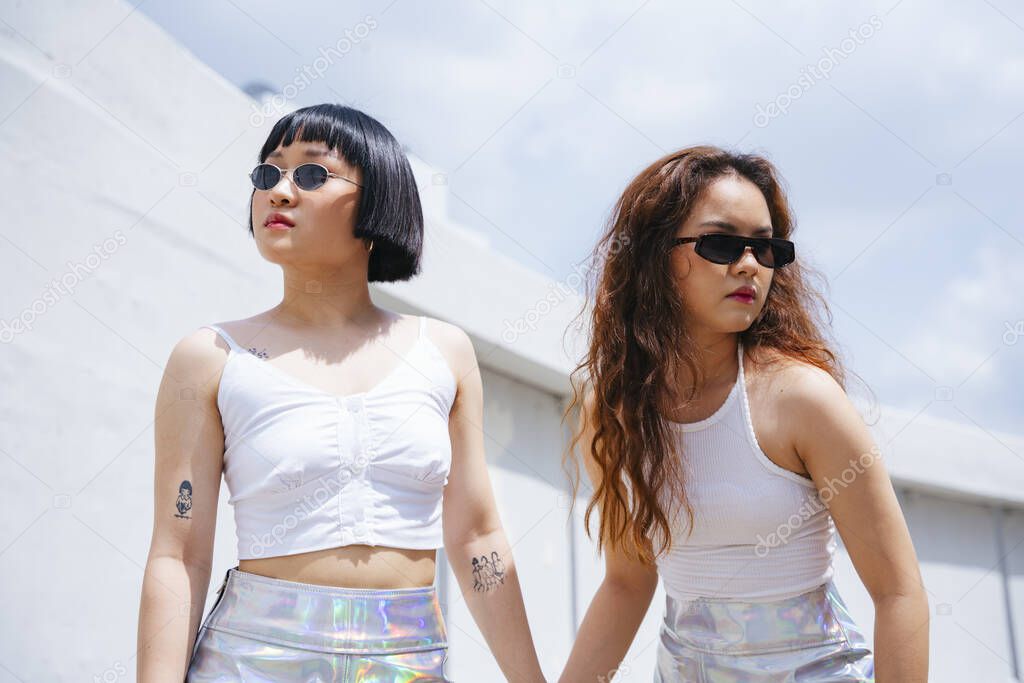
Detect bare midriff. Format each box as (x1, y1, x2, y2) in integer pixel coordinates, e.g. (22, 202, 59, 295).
(238, 545, 437, 588)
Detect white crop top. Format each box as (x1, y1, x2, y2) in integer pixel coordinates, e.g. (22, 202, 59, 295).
(202, 316, 457, 560)
(654, 340, 837, 602)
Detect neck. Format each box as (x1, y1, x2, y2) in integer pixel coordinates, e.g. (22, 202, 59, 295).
(671, 332, 740, 391)
(271, 267, 378, 328)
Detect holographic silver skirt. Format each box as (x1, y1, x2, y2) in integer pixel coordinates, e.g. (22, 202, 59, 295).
(654, 581, 874, 682)
(186, 566, 450, 682)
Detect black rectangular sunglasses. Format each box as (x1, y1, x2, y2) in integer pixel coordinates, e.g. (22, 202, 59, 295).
(671, 233, 795, 269)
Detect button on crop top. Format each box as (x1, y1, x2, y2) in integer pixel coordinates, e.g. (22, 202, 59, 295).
(201, 316, 457, 560)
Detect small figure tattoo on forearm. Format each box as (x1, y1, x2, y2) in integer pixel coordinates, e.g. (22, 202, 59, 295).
(471, 551, 506, 592)
(175, 480, 193, 519)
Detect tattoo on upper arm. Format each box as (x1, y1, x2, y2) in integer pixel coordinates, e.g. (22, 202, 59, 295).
(471, 551, 506, 592)
(175, 480, 193, 519)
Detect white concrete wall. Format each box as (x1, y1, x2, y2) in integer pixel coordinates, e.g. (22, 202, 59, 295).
(2, 2, 1023, 682)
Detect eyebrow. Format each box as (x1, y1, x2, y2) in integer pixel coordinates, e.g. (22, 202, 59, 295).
(699, 220, 773, 236)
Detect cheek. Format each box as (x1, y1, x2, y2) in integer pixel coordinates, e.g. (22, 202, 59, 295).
(671, 255, 705, 307)
(250, 191, 265, 216)
(758, 272, 774, 300)
(251, 193, 274, 229)
(673, 252, 719, 292)
(670, 251, 694, 281)
(674, 260, 732, 316)
(321, 193, 360, 227)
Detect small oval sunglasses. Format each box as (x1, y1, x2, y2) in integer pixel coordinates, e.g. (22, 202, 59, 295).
(248, 162, 363, 192)
(671, 233, 795, 269)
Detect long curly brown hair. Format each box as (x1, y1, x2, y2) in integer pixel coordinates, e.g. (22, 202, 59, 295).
(562, 145, 872, 564)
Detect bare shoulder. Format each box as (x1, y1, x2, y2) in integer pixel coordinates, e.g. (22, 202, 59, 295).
(754, 349, 860, 443)
(743, 348, 864, 477)
(747, 346, 840, 399)
(421, 315, 477, 380)
(161, 326, 233, 402)
(776, 357, 844, 406)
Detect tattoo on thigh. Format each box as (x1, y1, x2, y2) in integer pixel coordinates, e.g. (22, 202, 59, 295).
(471, 551, 506, 592)
(175, 480, 193, 519)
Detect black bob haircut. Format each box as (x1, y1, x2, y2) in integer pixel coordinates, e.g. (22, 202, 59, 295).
(247, 103, 423, 282)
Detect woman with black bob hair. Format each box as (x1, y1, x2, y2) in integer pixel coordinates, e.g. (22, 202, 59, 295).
(138, 103, 546, 682)
(245, 103, 423, 282)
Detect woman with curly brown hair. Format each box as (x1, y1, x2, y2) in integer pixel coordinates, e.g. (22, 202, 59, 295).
(558, 147, 928, 682)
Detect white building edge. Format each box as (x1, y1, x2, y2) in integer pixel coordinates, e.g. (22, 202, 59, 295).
(2, 1, 1023, 680)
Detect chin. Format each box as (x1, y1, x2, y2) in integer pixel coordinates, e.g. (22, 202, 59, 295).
(708, 311, 757, 333)
(254, 239, 294, 261)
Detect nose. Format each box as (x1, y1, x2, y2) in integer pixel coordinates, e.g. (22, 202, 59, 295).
(268, 171, 298, 206)
(732, 245, 760, 274)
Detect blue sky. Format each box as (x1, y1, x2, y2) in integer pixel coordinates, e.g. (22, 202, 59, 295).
(140, 0, 1023, 437)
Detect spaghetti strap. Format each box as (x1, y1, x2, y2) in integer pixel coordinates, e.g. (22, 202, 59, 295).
(202, 324, 245, 354)
(417, 315, 425, 340)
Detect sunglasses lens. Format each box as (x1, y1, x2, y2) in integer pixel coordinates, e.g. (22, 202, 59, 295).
(753, 242, 777, 268)
(698, 234, 744, 265)
(770, 240, 794, 268)
(293, 164, 329, 190)
(251, 164, 280, 190)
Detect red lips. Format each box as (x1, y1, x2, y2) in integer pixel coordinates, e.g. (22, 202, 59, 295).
(264, 212, 295, 228)
(728, 285, 755, 298)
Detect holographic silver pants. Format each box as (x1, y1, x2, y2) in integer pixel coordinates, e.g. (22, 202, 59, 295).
(186, 566, 450, 682)
(654, 581, 874, 682)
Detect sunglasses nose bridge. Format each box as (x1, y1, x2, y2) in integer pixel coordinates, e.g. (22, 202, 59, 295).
(732, 241, 761, 267)
(262, 165, 300, 198)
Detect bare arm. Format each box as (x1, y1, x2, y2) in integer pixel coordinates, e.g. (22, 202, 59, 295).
(786, 364, 929, 683)
(558, 390, 660, 683)
(136, 328, 227, 682)
(440, 324, 546, 683)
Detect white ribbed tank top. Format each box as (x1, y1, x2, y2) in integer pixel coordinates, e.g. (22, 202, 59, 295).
(654, 340, 837, 602)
